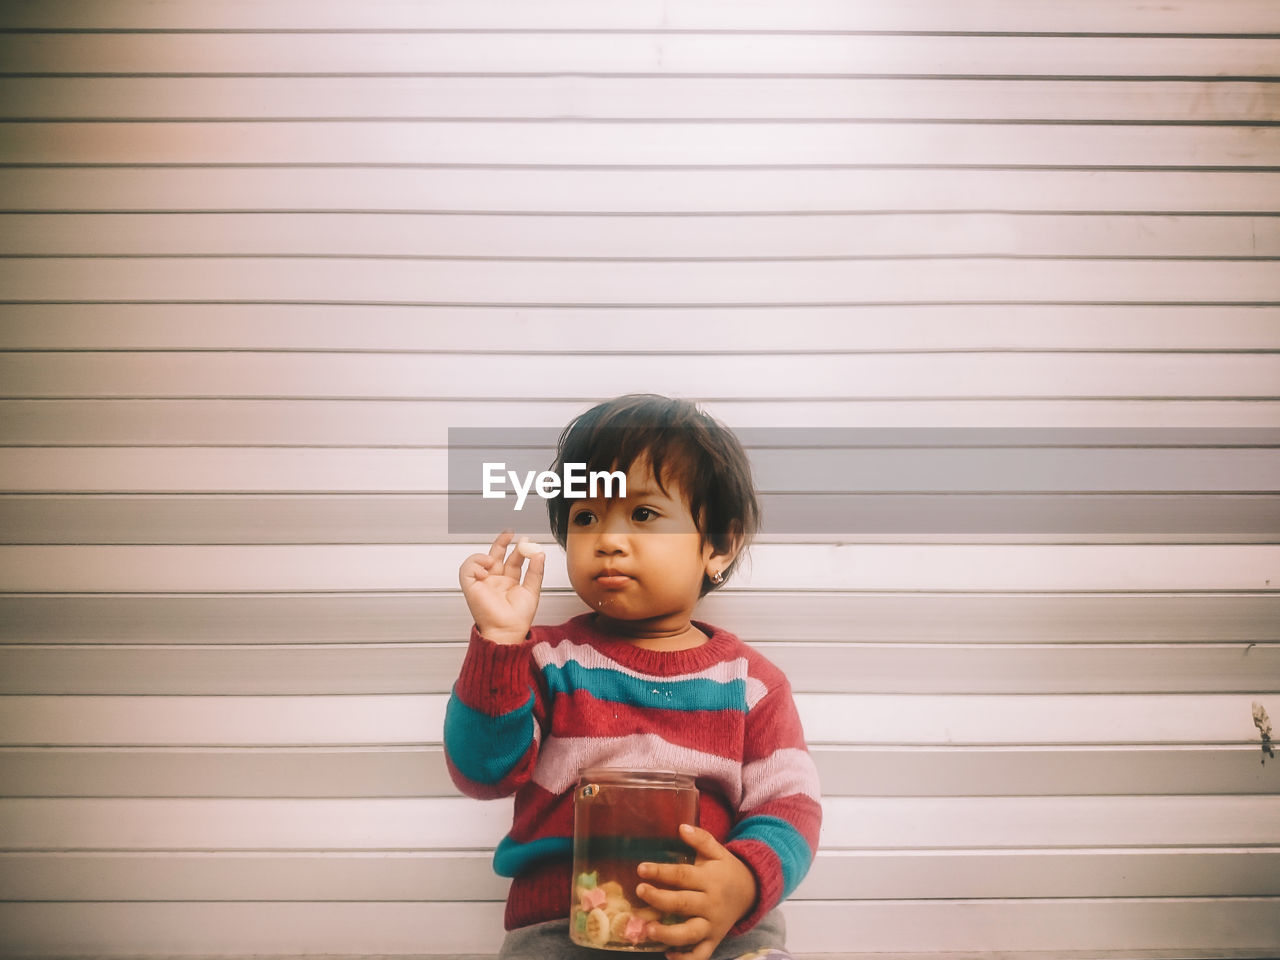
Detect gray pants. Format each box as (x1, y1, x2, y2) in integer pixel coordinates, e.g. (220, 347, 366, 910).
(497, 908, 790, 960)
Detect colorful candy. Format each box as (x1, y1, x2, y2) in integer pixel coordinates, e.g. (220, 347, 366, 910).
(578, 885, 607, 912)
(584, 907, 611, 946)
(624, 914, 649, 945)
(569, 875, 676, 951)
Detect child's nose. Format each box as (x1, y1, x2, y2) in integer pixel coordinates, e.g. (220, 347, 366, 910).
(594, 514, 630, 550)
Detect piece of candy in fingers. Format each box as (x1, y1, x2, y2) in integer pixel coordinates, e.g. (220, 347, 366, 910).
(516, 537, 544, 558)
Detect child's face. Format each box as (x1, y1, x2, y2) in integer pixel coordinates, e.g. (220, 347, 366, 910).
(564, 457, 725, 641)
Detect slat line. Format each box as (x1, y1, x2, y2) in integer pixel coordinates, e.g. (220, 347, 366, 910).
(0, 740, 1263, 749)
(3, 303, 1279, 313)
(3, 589, 1272, 601)
(1, 542, 1275, 549)
(4, 395, 1278, 403)
(5, 743, 1260, 753)
(2, 640, 1270, 650)
(7, 438, 1280, 446)
(4, 116, 1280, 126)
(1, 589, 1277, 599)
(2, 163, 1279, 173)
(5, 347, 1280, 355)
(3, 210, 1279, 217)
(5, 28, 1280, 37)
(3, 846, 1274, 856)
(3, 253, 1277, 262)
(4, 72, 1280, 82)
(3, 847, 1278, 859)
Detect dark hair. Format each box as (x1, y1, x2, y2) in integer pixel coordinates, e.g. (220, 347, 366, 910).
(547, 394, 759, 595)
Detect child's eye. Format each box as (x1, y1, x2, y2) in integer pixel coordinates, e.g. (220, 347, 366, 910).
(633, 506, 658, 522)
(571, 510, 596, 526)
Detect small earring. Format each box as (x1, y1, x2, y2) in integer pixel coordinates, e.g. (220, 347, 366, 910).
(710, 570, 725, 585)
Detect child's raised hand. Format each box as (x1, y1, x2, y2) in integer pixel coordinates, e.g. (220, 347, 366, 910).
(458, 530, 545, 645)
(634, 824, 759, 960)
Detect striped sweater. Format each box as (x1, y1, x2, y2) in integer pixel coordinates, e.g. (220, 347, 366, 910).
(444, 612, 823, 934)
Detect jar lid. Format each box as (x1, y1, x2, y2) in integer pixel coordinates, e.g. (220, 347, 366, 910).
(577, 767, 695, 788)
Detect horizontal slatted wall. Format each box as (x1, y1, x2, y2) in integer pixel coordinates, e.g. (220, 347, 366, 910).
(1, 0, 1279, 957)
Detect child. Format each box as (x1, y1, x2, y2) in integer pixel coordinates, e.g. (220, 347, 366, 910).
(444, 394, 822, 960)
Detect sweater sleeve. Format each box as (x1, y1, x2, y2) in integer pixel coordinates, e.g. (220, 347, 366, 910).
(724, 666, 823, 935)
(443, 625, 544, 800)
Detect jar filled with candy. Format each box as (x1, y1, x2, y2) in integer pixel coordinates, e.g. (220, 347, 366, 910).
(569, 768, 698, 951)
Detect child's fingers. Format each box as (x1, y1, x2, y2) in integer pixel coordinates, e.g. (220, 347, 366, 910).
(457, 552, 496, 587)
(502, 536, 538, 578)
(634, 881, 705, 918)
(636, 859, 701, 892)
(520, 549, 546, 598)
(500, 547, 524, 579)
(487, 530, 515, 564)
(635, 910, 710, 950)
(676, 823, 727, 861)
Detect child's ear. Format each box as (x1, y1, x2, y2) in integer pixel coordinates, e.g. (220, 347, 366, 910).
(705, 521, 746, 568)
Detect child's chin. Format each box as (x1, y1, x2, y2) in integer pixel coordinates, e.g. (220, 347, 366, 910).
(586, 603, 651, 624)
(587, 598, 634, 615)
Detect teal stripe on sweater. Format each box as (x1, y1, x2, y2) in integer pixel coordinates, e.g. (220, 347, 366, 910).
(494, 833, 573, 878)
(730, 814, 812, 900)
(542, 660, 747, 712)
(443, 686, 535, 786)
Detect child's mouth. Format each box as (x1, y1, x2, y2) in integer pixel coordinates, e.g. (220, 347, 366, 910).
(595, 574, 633, 589)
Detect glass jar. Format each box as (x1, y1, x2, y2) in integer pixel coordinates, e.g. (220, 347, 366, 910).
(569, 767, 699, 951)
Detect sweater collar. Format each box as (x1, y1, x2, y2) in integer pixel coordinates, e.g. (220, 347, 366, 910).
(564, 612, 738, 675)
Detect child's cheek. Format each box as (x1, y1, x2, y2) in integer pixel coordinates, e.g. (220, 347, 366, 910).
(565, 558, 595, 601)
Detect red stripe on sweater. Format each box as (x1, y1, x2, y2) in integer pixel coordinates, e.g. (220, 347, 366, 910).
(508, 781, 572, 842)
(549, 688, 747, 758)
(725, 837, 784, 935)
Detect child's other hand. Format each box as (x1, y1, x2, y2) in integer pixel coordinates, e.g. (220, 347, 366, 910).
(458, 531, 545, 645)
(635, 823, 758, 960)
